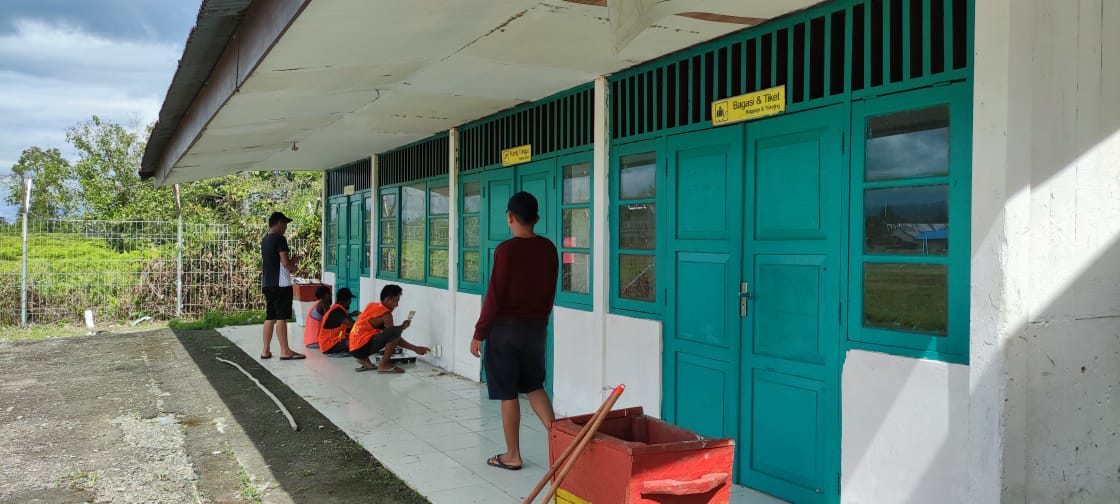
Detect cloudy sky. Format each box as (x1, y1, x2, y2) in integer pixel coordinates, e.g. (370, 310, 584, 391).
(0, 0, 196, 218)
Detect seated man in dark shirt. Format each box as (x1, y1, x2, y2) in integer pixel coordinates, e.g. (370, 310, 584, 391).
(318, 288, 357, 357)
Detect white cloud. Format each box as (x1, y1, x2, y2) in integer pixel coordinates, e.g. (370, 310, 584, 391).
(0, 18, 181, 216)
(0, 18, 179, 175)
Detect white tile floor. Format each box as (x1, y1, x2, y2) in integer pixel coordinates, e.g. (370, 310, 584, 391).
(219, 325, 788, 504)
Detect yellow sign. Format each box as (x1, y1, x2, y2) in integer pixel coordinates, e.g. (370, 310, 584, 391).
(556, 488, 591, 504)
(501, 144, 532, 167)
(711, 85, 786, 126)
(343, 184, 355, 195)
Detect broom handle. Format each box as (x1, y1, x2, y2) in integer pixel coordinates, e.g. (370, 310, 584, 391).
(540, 387, 625, 503)
(522, 384, 625, 504)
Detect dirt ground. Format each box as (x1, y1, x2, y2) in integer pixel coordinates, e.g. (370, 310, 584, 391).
(0, 328, 430, 504)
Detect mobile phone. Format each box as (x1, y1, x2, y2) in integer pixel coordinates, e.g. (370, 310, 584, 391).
(407, 310, 416, 321)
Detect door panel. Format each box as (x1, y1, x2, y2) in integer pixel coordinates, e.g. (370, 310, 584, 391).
(751, 370, 825, 487)
(663, 126, 743, 447)
(674, 353, 736, 440)
(675, 252, 734, 348)
(740, 106, 843, 503)
(516, 160, 556, 396)
(347, 196, 363, 292)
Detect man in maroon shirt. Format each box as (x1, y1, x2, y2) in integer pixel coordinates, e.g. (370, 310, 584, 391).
(471, 191, 559, 471)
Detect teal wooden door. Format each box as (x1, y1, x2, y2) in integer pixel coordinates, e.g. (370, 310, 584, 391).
(739, 105, 843, 503)
(330, 198, 348, 291)
(663, 126, 744, 447)
(516, 160, 557, 396)
(479, 171, 513, 384)
(346, 195, 363, 294)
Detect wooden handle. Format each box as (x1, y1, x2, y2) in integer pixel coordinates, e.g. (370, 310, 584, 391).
(540, 388, 625, 503)
(522, 385, 624, 504)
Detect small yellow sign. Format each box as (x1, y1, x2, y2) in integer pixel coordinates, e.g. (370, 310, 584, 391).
(343, 184, 355, 196)
(711, 85, 786, 126)
(501, 144, 532, 167)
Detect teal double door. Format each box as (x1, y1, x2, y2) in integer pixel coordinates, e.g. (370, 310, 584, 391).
(467, 160, 558, 395)
(664, 105, 845, 503)
(328, 191, 369, 296)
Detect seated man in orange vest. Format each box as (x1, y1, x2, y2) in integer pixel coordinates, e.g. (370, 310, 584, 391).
(318, 288, 357, 357)
(303, 285, 332, 349)
(350, 284, 430, 373)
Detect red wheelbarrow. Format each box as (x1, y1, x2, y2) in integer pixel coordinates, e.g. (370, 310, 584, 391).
(548, 406, 735, 503)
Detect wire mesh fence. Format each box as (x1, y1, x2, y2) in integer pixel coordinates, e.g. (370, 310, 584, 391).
(0, 218, 258, 326)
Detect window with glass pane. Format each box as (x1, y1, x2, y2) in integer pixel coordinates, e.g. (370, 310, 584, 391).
(428, 185, 449, 279)
(560, 162, 591, 298)
(400, 184, 426, 280)
(616, 152, 657, 303)
(460, 181, 482, 288)
(860, 103, 954, 339)
(863, 263, 947, 335)
(362, 195, 372, 274)
(378, 189, 399, 276)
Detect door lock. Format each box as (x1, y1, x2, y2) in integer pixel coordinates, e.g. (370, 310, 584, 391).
(739, 282, 751, 317)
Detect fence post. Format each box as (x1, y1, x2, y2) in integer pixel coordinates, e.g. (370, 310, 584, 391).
(20, 177, 31, 327)
(175, 184, 183, 317)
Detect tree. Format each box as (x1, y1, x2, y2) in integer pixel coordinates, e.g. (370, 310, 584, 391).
(4, 146, 77, 217)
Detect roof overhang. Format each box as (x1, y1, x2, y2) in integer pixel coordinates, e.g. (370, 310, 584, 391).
(142, 0, 822, 185)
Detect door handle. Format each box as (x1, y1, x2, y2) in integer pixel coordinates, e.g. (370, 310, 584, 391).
(739, 282, 751, 317)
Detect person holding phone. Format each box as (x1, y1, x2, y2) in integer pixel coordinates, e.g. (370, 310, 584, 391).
(348, 284, 430, 373)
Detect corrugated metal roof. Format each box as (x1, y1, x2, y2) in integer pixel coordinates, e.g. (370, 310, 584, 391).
(140, 0, 253, 179)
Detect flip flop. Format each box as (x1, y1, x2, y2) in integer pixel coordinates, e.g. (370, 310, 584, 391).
(260, 354, 272, 359)
(487, 454, 521, 471)
(279, 353, 305, 360)
(355, 366, 377, 372)
(377, 366, 405, 374)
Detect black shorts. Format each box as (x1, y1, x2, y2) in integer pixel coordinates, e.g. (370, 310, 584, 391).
(351, 327, 402, 360)
(262, 286, 293, 320)
(483, 320, 547, 400)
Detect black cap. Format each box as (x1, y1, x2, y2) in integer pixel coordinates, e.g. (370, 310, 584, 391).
(268, 211, 293, 226)
(336, 287, 353, 300)
(507, 191, 539, 224)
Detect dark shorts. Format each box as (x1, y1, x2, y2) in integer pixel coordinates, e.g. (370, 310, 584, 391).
(351, 327, 402, 360)
(483, 320, 547, 401)
(262, 286, 293, 321)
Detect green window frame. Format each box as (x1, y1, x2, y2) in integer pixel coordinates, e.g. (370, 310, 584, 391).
(556, 152, 593, 309)
(377, 187, 399, 279)
(610, 139, 664, 318)
(325, 197, 343, 273)
(377, 177, 450, 288)
(428, 184, 450, 286)
(458, 174, 484, 293)
(848, 82, 971, 363)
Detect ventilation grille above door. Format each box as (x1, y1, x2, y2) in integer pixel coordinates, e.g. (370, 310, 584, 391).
(611, 0, 971, 141)
(379, 134, 450, 186)
(326, 158, 371, 197)
(460, 85, 594, 172)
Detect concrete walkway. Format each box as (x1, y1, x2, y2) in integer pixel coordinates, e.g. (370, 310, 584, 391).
(219, 325, 787, 504)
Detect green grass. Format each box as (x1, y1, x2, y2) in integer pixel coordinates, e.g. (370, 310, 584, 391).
(168, 310, 267, 330)
(863, 263, 948, 334)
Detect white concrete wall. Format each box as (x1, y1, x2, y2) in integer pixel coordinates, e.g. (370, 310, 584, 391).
(453, 292, 483, 380)
(369, 279, 454, 370)
(841, 351, 968, 504)
(320, 271, 336, 293)
(603, 314, 661, 418)
(972, 1, 1120, 501)
(552, 307, 602, 417)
